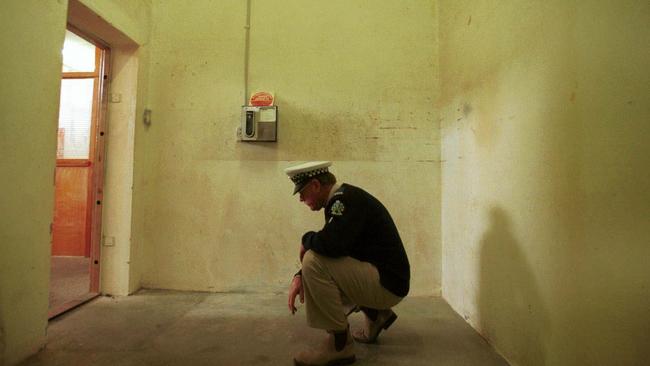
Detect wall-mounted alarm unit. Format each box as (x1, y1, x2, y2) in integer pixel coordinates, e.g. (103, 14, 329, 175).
(240, 105, 278, 142)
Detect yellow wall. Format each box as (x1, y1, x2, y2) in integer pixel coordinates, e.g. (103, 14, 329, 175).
(439, 0, 650, 365)
(76, 0, 151, 45)
(0, 1, 67, 364)
(129, 42, 152, 294)
(140, 0, 441, 295)
(8, 0, 649, 364)
(0, 0, 150, 364)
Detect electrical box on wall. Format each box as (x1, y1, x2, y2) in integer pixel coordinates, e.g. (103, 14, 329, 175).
(239, 105, 278, 142)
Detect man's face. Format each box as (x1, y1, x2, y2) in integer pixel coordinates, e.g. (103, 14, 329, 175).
(299, 180, 324, 211)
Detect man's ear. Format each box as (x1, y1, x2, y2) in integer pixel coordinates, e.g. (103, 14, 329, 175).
(312, 179, 322, 191)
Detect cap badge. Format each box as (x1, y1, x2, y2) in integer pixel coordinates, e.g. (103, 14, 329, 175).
(330, 200, 345, 216)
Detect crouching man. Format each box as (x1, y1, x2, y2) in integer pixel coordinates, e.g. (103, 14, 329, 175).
(285, 161, 410, 366)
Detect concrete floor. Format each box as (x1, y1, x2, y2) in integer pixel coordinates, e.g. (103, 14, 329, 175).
(22, 290, 509, 366)
(49, 256, 90, 310)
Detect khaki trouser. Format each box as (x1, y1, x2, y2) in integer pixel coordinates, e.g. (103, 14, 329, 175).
(301, 250, 403, 332)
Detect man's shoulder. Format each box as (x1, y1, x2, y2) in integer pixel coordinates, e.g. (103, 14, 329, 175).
(326, 184, 364, 218)
(326, 184, 358, 207)
(331, 184, 378, 207)
(341, 183, 377, 198)
(333, 184, 361, 200)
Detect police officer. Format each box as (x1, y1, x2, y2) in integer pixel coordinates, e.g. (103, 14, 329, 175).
(285, 161, 410, 366)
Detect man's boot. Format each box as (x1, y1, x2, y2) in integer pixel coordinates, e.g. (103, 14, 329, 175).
(293, 327, 355, 366)
(352, 307, 397, 344)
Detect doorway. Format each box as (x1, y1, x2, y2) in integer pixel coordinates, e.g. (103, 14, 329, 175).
(49, 26, 109, 318)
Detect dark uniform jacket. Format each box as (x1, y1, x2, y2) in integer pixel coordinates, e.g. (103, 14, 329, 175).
(302, 184, 410, 297)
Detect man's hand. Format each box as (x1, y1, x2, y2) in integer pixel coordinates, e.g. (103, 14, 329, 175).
(288, 275, 304, 315)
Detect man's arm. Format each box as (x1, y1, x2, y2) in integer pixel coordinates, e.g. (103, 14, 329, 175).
(300, 243, 306, 262)
(288, 244, 307, 314)
(287, 272, 304, 314)
(302, 197, 365, 257)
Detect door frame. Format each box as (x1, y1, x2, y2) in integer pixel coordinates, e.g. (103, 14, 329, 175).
(67, 23, 111, 294)
(50, 26, 110, 318)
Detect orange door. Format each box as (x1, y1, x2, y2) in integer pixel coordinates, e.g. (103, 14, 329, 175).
(52, 162, 92, 256)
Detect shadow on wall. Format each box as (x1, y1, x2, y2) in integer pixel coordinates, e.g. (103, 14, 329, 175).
(478, 207, 549, 366)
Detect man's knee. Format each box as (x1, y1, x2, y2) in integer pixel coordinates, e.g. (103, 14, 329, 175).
(302, 250, 323, 278)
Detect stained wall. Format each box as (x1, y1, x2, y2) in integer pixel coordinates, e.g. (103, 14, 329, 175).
(439, 1, 650, 365)
(140, 0, 442, 295)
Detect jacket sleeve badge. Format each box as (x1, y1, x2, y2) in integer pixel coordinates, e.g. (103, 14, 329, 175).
(330, 200, 345, 216)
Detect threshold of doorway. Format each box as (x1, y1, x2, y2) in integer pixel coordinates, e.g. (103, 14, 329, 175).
(48, 292, 100, 320)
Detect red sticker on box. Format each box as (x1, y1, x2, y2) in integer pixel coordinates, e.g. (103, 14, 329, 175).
(249, 92, 274, 106)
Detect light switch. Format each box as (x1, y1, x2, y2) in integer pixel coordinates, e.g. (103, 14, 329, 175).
(103, 235, 115, 247)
